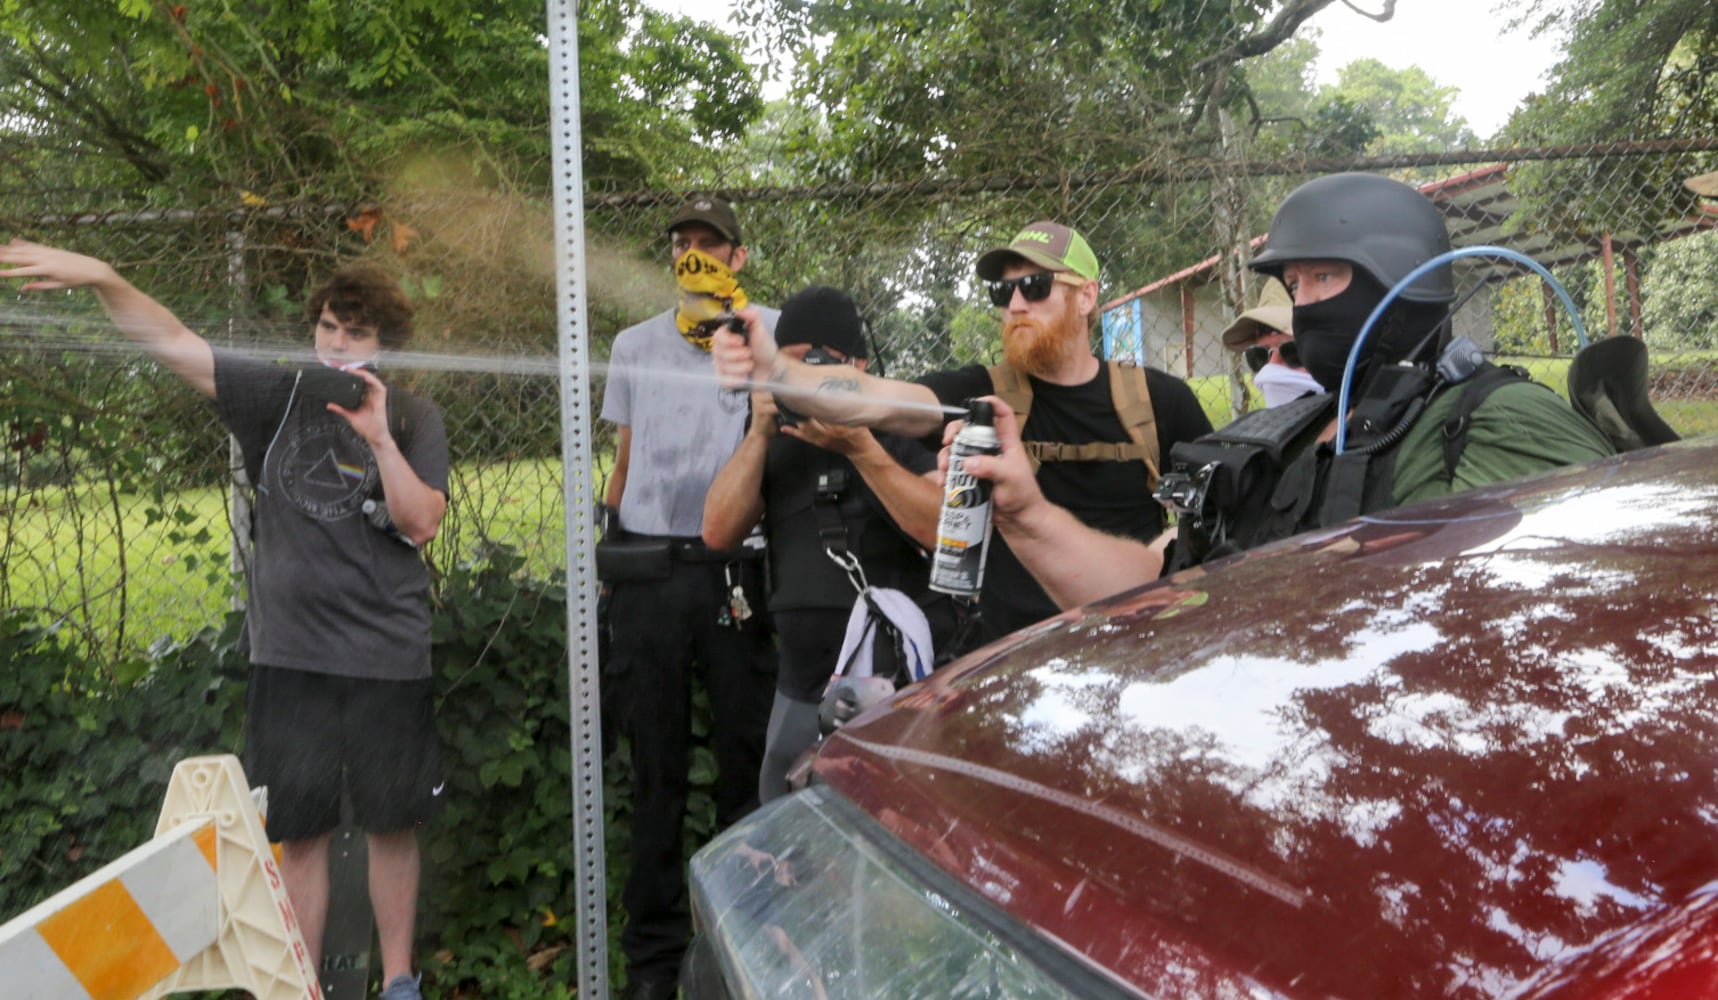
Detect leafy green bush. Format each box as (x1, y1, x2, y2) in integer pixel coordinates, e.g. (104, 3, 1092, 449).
(0, 545, 723, 996)
(0, 608, 249, 922)
(421, 544, 598, 989)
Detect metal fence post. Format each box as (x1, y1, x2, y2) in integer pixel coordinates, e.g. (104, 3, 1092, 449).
(545, 2, 609, 997)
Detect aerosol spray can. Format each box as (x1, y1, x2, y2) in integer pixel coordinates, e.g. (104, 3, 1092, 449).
(929, 399, 999, 596)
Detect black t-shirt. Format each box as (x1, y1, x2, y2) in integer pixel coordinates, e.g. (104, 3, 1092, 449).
(917, 361, 1212, 641)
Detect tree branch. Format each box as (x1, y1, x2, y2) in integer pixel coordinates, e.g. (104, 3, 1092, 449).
(1340, 0, 1400, 24)
(1188, 0, 1401, 131)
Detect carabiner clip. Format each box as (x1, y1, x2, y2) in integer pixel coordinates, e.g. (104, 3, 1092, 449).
(825, 548, 869, 595)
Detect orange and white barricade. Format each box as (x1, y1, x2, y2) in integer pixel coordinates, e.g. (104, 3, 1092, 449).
(0, 755, 321, 1000)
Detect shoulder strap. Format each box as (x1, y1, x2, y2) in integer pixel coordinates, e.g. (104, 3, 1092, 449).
(364, 390, 416, 504)
(987, 362, 1033, 426)
(1107, 359, 1159, 488)
(808, 456, 852, 557)
(988, 362, 1037, 471)
(992, 360, 1161, 484)
(384, 385, 414, 454)
(1440, 363, 1531, 480)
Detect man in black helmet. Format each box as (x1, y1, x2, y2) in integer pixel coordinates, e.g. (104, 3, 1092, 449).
(953, 173, 1616, 608)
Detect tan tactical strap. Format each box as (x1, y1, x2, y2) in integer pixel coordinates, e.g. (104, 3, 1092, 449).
(1024, 440, 1155, 462)
(1107, 359, 1161, 488)
(987, 363, 1040, 471)
(986, 361, 1160, 486)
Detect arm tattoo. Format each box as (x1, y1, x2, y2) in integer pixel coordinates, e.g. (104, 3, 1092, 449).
(815, 373, 866, 424)
(815, 373, 861, 397)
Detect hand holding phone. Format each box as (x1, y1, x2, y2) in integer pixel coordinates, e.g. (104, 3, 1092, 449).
(299, 365, 368, 410)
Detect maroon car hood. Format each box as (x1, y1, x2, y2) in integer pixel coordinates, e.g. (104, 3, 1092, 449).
(814, 441, 1718, 998)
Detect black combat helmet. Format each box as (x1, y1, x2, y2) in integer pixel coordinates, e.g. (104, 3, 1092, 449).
(1250, 173, 1455, 305)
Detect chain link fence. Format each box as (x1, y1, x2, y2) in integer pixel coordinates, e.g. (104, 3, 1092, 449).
(5, 140, 1717, 667)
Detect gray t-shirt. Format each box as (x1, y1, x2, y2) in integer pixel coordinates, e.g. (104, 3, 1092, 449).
(600, 307, 778, 538)
(214, 350, 450, 680)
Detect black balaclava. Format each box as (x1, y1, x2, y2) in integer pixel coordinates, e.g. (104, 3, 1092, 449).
(1293, 270, 1447, 394)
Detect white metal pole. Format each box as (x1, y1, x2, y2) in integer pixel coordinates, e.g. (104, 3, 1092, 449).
(545, 2, 609, 996)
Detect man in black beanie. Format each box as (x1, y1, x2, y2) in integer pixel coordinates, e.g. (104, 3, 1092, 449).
(703, 286, 945, 802)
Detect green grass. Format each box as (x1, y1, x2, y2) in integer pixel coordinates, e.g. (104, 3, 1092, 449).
(1, 455, 598, 662)
(1, 484, 235, 662)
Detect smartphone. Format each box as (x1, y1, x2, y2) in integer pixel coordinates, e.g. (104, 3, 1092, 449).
(299, 365, 367, 410)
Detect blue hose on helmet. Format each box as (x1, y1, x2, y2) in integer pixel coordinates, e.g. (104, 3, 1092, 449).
(1334, 245, 1590, 454)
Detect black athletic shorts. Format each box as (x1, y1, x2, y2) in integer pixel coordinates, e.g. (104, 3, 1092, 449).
(244, 665, 444, 842)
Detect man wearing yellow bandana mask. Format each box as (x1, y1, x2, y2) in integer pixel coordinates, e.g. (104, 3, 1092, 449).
(673, 245, 750, 349)
(598, 195, 780, 1000)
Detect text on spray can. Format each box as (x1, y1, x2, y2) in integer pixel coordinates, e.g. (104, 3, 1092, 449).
(930, 399, 999, 596)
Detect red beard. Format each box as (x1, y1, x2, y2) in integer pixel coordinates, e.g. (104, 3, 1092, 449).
(1002, 297, 1084, 375)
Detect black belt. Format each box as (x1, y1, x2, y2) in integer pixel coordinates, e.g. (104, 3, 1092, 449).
(637, 536, 756, 563)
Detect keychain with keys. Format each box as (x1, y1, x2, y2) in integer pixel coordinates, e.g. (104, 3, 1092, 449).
(723, 563, 753, 628)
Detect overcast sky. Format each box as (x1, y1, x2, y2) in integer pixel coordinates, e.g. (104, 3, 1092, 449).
(1307, 0, 1566, 139)
(639, 0, 1566, 142)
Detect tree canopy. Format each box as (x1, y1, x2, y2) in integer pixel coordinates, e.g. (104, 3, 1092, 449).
(1321, 59, 1476, 154)
(729, 0, 1368, 185)
(0, 0, 764, 207)
(1498, 0, 1716, 236)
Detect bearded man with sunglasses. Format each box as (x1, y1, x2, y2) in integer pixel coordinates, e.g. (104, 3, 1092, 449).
(713, 221, 1212, 644)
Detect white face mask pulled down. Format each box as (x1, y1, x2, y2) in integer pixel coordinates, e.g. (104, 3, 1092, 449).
(1251, 361, 1326, 409)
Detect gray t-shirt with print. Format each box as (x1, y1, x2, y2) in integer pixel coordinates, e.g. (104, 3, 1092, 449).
(600, 306, 778, 538)
(214, 350, 450, 680)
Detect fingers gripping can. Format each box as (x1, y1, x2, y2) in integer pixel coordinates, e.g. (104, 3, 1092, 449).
(930, 399, 999, 596)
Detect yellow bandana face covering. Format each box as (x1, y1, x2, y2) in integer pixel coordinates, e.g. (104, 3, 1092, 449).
(674, 248, 749, 349)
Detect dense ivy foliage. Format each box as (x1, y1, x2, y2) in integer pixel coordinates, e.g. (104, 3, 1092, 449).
(0, 608, 248, 921)
(0, 549, 706, 996)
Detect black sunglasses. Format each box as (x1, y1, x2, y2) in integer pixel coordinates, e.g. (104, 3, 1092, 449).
(985, 272, 1059, 307)
(1243, 340, 1300, 373)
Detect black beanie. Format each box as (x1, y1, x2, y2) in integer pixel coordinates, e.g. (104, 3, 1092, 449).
(776, 286, 868, 359)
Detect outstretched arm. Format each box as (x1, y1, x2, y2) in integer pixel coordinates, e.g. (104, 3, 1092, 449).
(712, 306, 944, 438)
(0, 240, 216, 398)
(953, 396, 1166, 608)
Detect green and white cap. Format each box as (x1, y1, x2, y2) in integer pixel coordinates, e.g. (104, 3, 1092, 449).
(975, 221, 1100, 282)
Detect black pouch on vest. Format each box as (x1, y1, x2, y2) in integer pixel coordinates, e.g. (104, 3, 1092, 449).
(595, 538, 672, 581)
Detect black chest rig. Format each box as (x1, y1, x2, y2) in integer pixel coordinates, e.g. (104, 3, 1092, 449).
(765, 435, 913, 608)
(1157, 341, 1528, 569)
(1155, 391, 1343, 567)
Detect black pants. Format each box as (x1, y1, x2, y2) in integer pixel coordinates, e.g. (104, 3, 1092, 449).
(605, 557, 776, 980)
